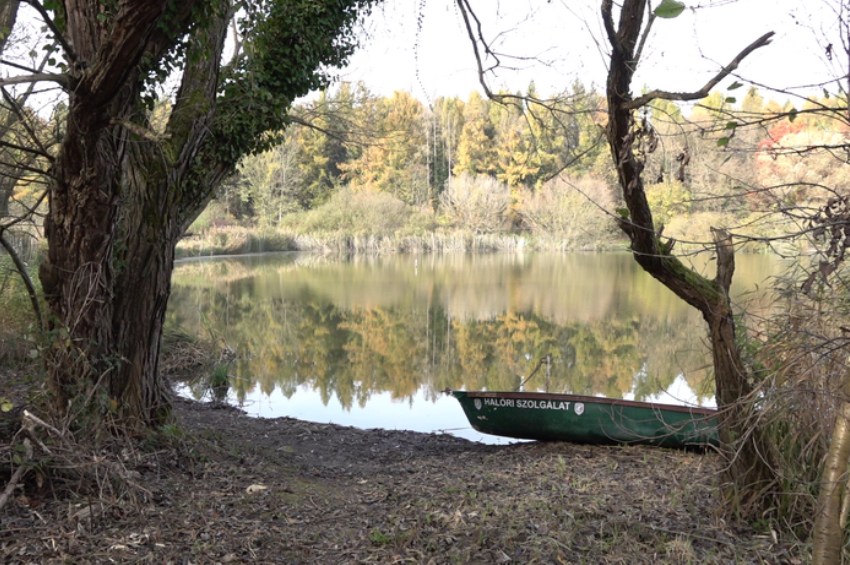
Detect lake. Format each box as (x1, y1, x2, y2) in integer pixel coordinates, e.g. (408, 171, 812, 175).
(167, 251, 782, 443)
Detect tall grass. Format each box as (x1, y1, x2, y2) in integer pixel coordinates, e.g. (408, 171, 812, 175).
(176, 227, 298, 258)
(175, 226, 629, 258)
(735, 264, 850, 538)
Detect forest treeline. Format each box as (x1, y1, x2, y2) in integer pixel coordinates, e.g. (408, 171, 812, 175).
(178, 81, 847, 254)
(2, 80, 841, 256)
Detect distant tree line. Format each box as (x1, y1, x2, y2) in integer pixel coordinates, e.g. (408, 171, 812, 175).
(198, 81, 843, 251)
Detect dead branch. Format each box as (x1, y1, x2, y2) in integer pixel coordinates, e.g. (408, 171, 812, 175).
(23, 409, 65, 440)
(711, 227, 735, 293)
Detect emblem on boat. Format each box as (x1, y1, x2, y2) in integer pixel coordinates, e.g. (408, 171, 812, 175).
(474, 399, 482, 410)
(575, 403, 584, 415)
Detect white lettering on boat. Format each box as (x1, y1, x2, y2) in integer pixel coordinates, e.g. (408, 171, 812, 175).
(483, 398, 515, 408)
(516, 399, 572, 411)
(479, 397, 582, 413)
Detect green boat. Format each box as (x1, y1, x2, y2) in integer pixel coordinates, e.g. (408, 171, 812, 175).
(449, 390, 719, 449)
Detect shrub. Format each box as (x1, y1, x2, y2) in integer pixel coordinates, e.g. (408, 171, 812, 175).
(283, 188, 420, 236)
(518, 176, 618, 249)
(645, 180, 692, 225)
(438, 174, 511, 234)
(665, 211, 728, 248)
(187, 201, 231, 235)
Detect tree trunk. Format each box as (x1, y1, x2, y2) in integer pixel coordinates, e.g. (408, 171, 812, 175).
(812, 382, 850, 565)
(39, 94, 124, 416)
(108, 196, 182, 426)
(38, 0, 226, 428)
(602, 0, 775, 509)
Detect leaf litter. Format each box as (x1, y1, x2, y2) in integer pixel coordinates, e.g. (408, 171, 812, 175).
(0, 396, 805, 564)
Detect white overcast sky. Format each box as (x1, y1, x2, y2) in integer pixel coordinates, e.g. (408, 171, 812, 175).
(342, 0, 842, 104)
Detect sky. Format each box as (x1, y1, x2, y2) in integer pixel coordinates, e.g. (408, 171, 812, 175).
(341, 0, 843, 105)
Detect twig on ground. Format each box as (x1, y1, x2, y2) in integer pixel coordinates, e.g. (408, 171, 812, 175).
(23, 409, 64, 439)
(0, 438, 32, 512)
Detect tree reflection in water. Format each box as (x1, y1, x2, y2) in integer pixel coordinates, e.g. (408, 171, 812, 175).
(168, 252, 780, 427)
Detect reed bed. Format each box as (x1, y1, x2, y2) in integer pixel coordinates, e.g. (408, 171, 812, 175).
(176, 226, 619, 258)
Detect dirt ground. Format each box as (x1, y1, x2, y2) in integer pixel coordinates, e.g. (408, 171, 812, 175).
(1, 393, 806, 564)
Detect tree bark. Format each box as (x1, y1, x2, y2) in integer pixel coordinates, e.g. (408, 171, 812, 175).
(38, 0, 222, 426)
(602, 0, 775, 509)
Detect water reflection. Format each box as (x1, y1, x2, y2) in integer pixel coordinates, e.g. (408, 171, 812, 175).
(168, 252, 781, 440)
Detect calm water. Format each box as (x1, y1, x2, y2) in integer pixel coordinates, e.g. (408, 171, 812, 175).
(168, 252, 782, 443)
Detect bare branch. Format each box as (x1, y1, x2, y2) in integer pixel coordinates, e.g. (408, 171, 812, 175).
(0, 136, 52, 160)
(600, 0, 621, 58)
(0, 72, 69, 88)
(455, 0, 496, 100)
(286, 114, 347, 143)
(20, 0, 78, 63)
(0, 58, 43, 75)
(454, 0, 603, 121)
(633, 3, 655, 67)
(0, 87, 54, 160)
(625, 32, 775, 110)
(0, 187, 48, 231)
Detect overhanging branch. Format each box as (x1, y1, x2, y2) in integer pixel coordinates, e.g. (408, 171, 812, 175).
(625, 32, 775, 110)
(455, 0, 497, 101)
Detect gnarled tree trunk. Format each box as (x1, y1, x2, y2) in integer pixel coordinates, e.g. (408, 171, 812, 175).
(602, 0, 775, 509)
(39, 0, 228, 428)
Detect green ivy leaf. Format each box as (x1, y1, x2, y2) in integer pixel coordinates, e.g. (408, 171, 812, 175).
(654, 0, 686, 18)
(616, 207, 631, 218)
(727, 81, 743, 90)
(824, 89, 830, 99)
(717, 137, 730, 147)
(789, 108, 798, 123)
(725, 121, 738, 130)
(0, 398, 12, 413)
(725, 97, 736, 104)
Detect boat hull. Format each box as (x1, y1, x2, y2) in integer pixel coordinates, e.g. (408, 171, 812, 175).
(450, 391, 718, 449)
